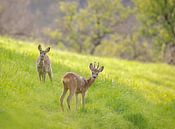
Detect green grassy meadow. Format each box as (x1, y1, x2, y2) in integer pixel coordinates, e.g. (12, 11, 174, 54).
(0, 36, 175, 129)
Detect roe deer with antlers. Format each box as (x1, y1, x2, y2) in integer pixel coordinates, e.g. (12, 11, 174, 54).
(36, 44, 52, 82)
(60, 62, 104, 111)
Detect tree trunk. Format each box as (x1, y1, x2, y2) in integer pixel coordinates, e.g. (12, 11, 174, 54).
(90, 38, 101, 55)
(164, 43, 175, 65)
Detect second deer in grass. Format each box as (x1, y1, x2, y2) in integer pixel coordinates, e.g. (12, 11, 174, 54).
(60, 62, 104, 111)
(36, 44, 52, 82)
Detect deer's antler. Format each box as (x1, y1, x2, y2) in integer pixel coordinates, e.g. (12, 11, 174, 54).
(97, 62, 100, 69)
(92, 62, 101, 70)
(93, 62, 96, 68)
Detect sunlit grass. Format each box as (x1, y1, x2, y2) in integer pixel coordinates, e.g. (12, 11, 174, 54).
(0, 36, 175, 129)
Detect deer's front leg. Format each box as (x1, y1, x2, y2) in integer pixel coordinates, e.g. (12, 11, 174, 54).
(38, 73, 42, 81)
(82, 92, 85, 109)
(43, 73, 46, 82)
(48, 71, 52, 82)
(37, 69, 42, 81)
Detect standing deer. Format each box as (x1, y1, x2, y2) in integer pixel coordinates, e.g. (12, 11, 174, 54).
(60, 62, 104, 111)
(36, 44, 52, 82)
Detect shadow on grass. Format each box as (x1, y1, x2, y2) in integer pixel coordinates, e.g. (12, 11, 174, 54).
(142, 75, 175, 90)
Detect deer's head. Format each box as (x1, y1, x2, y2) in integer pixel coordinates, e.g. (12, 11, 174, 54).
(89, 62, 104, 79)
(38, 44, 50, 61)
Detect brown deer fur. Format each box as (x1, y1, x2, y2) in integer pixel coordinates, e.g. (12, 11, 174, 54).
(60, 62, 104, 111)
(36, 44, 52, 82)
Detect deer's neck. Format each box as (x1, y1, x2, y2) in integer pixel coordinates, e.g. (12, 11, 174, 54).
(85, 77, 95, 89)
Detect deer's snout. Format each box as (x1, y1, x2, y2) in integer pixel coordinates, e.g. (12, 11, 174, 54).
(93, 76, 96, 79)
(40, 54, 45, 60)
(92, 74, 97, 79)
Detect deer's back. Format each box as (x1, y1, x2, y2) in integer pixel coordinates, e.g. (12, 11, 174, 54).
(63, 72, 86, 91)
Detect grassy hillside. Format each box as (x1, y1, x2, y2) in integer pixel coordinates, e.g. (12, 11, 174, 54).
(0, 36, 175, 129)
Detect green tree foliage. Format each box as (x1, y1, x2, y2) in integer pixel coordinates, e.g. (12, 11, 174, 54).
(49, 0, 175, 62)
(96, 32, 153, 61)
(134, 0, 175, 62)
(56, 0, 130, 54)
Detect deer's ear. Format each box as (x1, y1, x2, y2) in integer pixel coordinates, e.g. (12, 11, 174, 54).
(98, 66, 104, 72)
(38, 44, 42, 52)
(89, 63, 93, 70)
(45, 47, 50, 53)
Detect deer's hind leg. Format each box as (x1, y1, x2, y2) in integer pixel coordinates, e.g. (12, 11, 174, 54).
(60, 87, 68, 111)
(67, 86, 76, 110)
(82, 92, 86, 109)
